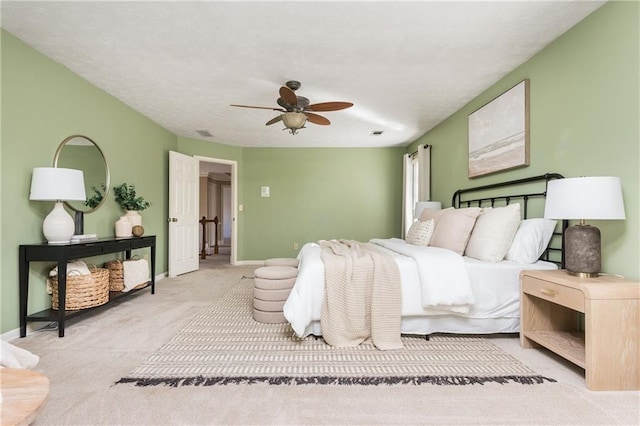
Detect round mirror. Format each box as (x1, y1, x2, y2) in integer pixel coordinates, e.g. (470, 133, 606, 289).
(53, 135, 110, 213)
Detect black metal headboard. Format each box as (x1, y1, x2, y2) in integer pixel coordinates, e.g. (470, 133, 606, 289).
(452, 173, 567, 267)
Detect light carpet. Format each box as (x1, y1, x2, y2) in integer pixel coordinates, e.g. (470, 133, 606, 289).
(118, 277, 555, 387)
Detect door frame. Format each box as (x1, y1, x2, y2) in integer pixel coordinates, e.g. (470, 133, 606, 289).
(194, 155, 238, 265)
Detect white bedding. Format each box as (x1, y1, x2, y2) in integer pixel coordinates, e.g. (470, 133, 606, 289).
(282, 238, 558, 338)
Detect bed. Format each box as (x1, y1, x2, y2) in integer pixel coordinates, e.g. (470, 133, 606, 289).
(283, 173, 568, 340)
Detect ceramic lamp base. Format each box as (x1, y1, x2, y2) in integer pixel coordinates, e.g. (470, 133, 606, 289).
(565, 224, 601, 278)
(43, 202, 75, 244)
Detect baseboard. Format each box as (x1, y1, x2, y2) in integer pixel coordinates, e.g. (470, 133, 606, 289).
(2, 323, 52, 342)
(2, 272, 168, 342)
(234, 260, 265, 266)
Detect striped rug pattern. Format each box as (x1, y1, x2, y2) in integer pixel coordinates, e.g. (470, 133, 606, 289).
(118, 278, 555, 386)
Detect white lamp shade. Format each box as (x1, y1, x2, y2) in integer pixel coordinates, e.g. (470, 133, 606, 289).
(30, 167, 85, 244)
(30, 167, 86, 201)
(544, 176, 626, 220)
(414, 201, 442, 219)
(281, 112, 307, 129)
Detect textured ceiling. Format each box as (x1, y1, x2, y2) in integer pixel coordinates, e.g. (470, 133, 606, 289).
(1, 1, 605, 148)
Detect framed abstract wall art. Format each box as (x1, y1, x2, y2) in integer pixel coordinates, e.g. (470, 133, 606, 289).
(468, 79, 529, 178)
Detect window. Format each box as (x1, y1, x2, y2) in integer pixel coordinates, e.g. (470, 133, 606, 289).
(402, 145, 431, 237)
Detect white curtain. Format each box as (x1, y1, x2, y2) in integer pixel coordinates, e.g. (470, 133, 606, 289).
(418, 144, 431, 202)
(401, 153, 413, 237)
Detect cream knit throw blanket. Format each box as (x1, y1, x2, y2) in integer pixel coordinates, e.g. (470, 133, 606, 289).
(319, 240, 403, 350)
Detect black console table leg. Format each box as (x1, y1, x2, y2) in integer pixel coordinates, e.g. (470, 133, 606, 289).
(19, 247, 28, 338)
(151, 244, 156, 294)
(58, 261, 67, 337)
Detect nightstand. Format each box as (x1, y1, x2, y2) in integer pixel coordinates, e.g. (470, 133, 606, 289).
(520, 269, 640, 391)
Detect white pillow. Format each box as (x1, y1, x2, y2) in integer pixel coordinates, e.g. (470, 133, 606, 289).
(465, 204, 521, 262)
(406, 219, 435, 246)
(419, 207, 452, 224)
(427, 207, 482, 255)
(505, 219, 557, 263)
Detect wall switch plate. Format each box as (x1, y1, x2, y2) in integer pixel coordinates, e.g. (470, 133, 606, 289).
(239, 204, 243, 211)
(261, 186, 270, 197)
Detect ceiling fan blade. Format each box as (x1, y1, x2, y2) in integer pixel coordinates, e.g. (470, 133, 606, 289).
(279, 86, 298, 107)
(306, 101, 353, 112)
(305, 112, 331, 126)
(265, 115, 283, 126)
(230, 104, 285, 111)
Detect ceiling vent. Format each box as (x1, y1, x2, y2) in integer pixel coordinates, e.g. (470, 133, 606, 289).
(196, 130, 213, 137)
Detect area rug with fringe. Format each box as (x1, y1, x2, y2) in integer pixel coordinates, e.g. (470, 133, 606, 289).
(117, 277, 555, 387)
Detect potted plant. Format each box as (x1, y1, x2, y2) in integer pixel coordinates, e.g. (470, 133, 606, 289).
(113, 183, 151, 230)
(113, 183, 151, 211)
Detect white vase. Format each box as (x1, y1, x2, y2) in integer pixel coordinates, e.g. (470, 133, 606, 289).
(125, 210, 142, 227)
(115, 216, 132, 237)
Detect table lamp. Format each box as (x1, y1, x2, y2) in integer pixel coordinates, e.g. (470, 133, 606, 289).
(30, 167, 86, 244)
(414, 201, 442, 220)
(544, 176, 625, 277)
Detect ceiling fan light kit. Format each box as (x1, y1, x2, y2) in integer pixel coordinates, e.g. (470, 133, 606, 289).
(281, 112, 307, 134)
(231, 80, 353, 135)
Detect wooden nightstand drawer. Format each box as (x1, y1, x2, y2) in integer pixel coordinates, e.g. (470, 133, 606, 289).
(522, 277, 584, 313)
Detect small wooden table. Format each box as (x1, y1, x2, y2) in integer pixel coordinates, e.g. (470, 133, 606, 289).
(520, 269, 640, 391)
(0, 369, 49, 425)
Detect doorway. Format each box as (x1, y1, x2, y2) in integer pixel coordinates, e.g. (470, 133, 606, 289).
(195, 156, 237, 267)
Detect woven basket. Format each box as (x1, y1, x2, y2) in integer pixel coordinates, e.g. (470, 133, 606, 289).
(51, 268, 110, 310)
(104, 260, 125, 292)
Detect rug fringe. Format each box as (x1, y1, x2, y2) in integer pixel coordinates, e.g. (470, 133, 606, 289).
(116, 375, 556, 387)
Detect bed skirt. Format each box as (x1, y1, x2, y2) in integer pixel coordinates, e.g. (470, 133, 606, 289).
(299, 316, 520, 339)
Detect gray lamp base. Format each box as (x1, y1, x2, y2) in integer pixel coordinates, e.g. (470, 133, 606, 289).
(565, 224, 601, 278)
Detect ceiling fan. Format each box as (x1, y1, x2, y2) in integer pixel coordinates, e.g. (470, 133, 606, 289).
(230, 81, 353, 135)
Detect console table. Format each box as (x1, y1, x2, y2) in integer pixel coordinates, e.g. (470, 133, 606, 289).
(19, 236, 156, 338)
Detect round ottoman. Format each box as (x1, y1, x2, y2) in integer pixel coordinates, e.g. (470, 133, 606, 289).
(264, 257, 300, 268)
(254, 266, 298, 290)
(252, 266, 298, 324)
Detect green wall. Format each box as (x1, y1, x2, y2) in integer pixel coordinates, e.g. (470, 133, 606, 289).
(1, 31, 177, 333)
(408, 1, 639, 280)
(241, 147, 404, 260)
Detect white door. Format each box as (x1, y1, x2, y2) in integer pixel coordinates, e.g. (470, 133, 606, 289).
(168, 151, 199, 277)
